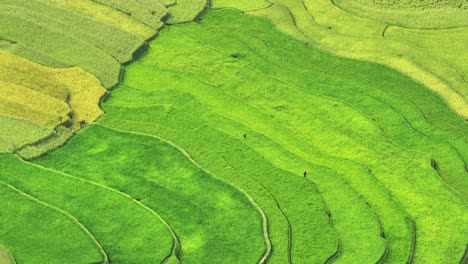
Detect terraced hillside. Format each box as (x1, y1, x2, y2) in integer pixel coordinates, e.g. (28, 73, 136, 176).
(0, 1, 467, 263)
(212, 0, 468, 118)
(0, 51, 105, 159)
(334, 0, 468, 28)
(0, 0, 208, 158)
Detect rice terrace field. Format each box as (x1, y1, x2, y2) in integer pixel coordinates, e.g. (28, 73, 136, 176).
(0, 0, 467, 263)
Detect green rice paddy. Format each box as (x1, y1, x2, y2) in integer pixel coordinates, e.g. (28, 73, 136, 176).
(0, 1, 466, 263)
(214, 0, 468, 118)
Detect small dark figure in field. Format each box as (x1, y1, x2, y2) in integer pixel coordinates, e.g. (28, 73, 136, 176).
(304, 170, 307, 178)
(243, 133, 247, 139)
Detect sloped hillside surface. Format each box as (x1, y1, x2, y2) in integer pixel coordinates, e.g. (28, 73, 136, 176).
(32, 9, 468, 263)
(0, 51, 105, 159)
(0, 2, 466, 264)
(212, 0, 468, 118)
(0, 0, 208, 158)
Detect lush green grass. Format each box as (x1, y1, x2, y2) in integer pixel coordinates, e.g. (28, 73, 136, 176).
(102, 78, 388, 263)
(35, 124, 266, 263)
(99, 15, 387, 262)
(101, 105, 346, 263)
(216, 0, 468, 118)
(106, 83, 410, 262)
(0, 178, 105, 263)
(96, 9, 467, 263)
(185, 11, 468, 197)
(0, 154, 175, 263)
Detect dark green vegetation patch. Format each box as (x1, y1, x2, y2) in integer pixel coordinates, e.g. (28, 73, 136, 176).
(35, 125, 266, 263)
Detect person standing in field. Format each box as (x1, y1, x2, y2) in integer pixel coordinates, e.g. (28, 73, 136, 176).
(243, 133, 247, 139)
(304, 170, 307, 178)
